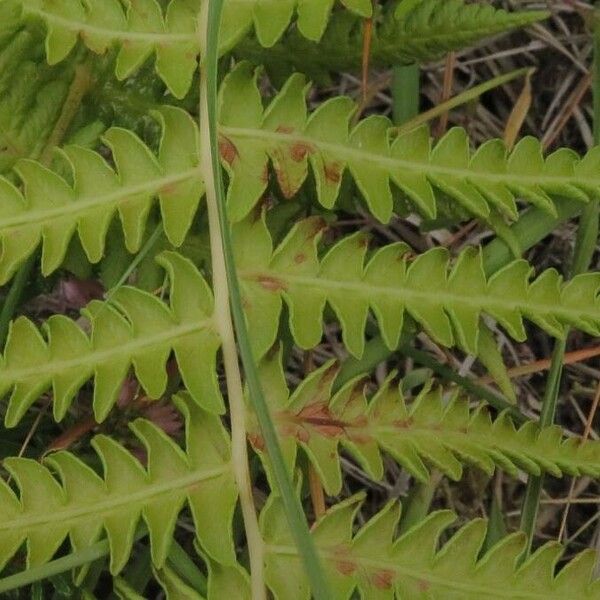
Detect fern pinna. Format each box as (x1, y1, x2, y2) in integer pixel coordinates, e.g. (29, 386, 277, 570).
(0, 0, 599, 598)
(2, 65, 600, 282)
(248, 354, 600, 495)
(2, 240, 600, 427)
(0, 394, 237, 572)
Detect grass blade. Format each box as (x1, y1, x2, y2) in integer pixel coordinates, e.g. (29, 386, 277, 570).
(201, 2, 331, 598)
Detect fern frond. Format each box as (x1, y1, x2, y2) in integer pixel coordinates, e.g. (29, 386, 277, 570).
(2, 67, 599, 281)
(219, 62, 594, 223)
(235, 214, 600, 359)
(5, 221, 591, 426)
(248, 354, 600, 495)
(236, 0, 547, 82)
(387, 0, 546, 62)
(13, 0, 372, 98)
(0, 252, 221, 426)
(0, 393, 236, 575)
(261, 495, 600, 599)
(0, 105, 202, 284)
(3, 227, 599, 427)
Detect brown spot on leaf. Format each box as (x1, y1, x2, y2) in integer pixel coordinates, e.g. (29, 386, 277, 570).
(372, 569, 395, 590)
(219, 136, 238, 165)
(274, 158, 296, 199)
(358, 236, 369, 249)
(257, 275, 287, 292)
(261, 164, 269, 184)
(348, 432, 372, 445)
(160, 181, 180, 197)
(304, 217, 328, 242)
(290, 142, 313, 162)
(296, 428, 310, 444)
(317, 365, 341, 394)
(417, 579, 431, 592)
(335, 559, 357, 576)
(276, 125, 295, 135)
(248, 433, 265, 452)
(324, 162, 342, 184)
(294, 252, 306, 264)
(297, 403, 346, 439)
(394, 417, 414, 429)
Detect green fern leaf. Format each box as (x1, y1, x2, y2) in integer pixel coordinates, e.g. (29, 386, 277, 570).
(0, 393, 236, 575)
(1, 69, 599, 281)
(219, 62, 594, 223)
(388, 0, 546, 62)
(12, 0, 372, 98)
(235, 213, 600, 359)
(0, 105, 202, 284)
(261, 495, 600, 599)
(248, 353, 600, 495)
(3, 231, 599, 427)
(0, 252, 221, 426)
(236, 0, 547, 82)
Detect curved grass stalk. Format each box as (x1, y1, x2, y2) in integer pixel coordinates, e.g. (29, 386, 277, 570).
(393, 67, 533, 135)
(198, 4, 265, 598)
(199, 2, 330, 598)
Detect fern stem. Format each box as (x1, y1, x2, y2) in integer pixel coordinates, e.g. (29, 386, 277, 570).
(393, 67, 533, 135)
(105, 224, 164, 301)
(519, 4, 600, 555)
(198, 5, 265, 598)
(398, 469, 443, 534)
(199, 3, 330, 598)
(39, 62, 93, 164)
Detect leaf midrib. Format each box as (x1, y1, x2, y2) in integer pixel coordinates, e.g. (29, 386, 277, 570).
(0, 168, 200, 229)
(24, 6, 196, 44)
(273, 410, 596, 473)
(2, 319, 212, 381)
(24, 0, 296, 46)
(242, 268, 598, 326)
(1, 117, 592, 234)
(266, 543, 571, 599)
(222, 126, 599, 192)
(0, 465, 229, 532)
(371, 425, 594, 470)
